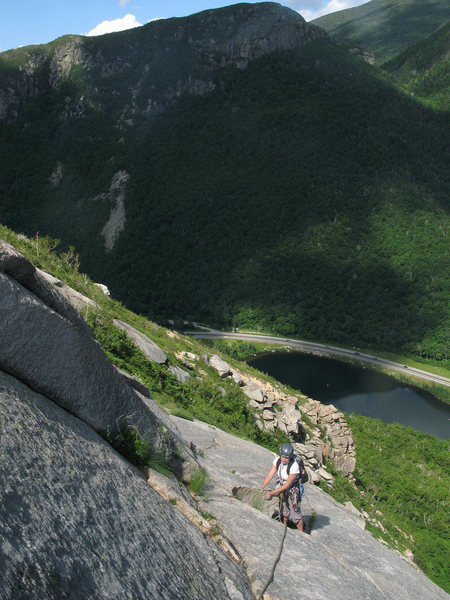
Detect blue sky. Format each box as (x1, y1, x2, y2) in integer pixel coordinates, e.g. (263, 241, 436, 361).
(0, 0, 369, 52)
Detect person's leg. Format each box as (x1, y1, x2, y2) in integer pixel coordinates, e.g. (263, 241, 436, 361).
(281, 497, 290, 525)
(289, 495, 304, 532)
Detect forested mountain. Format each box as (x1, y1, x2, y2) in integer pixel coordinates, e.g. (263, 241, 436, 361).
(383, 20, 450, 110)
(0, 2, 448, 364)
(312, 0, 450, 64)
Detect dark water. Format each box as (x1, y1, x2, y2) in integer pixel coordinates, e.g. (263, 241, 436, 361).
(247, 352, 450, 439)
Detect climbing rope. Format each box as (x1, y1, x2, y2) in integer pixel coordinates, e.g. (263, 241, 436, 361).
(257, 495, 288, 600)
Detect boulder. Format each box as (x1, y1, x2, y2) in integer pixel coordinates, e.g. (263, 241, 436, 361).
(232, 371, 245, 386)
(94, 282, 110, 295)
(114, 319, 167, 364)
(208, 354, 232, 377)
(317, 467, 334, 484)
(181, 351, 200, 361)
(334, 455, 357, 476)
(169, 365, 192, 383)
(242, 383, 266, 403)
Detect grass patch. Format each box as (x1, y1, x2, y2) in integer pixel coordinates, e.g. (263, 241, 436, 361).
(188, 467, 209, 496)
(170, 407, 194, 421)
(100, 424, 173, 476)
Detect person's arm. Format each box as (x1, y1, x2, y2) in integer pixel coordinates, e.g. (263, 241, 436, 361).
(260, 464, 277, 491)
(266, 472, 297, 499)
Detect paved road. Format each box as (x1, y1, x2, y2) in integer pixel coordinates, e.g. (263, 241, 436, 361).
(184, 329, 450, 388)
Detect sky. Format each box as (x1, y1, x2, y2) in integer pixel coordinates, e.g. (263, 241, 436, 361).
(0, 0, 370, 53)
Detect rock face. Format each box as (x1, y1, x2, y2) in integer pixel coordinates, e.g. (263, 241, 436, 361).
(185, 2, 328, 70)
(0, 241, 448, 599)
(0, 241, 180, 465)
(0, 371, 254, 600)
(0, 240, 255, 597)
(172, 416, 449, 600)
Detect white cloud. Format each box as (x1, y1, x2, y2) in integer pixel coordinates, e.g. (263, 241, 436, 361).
(119, 0, 131, 6)
(86, 14, 143, 37)
(289, 0, 368, 21)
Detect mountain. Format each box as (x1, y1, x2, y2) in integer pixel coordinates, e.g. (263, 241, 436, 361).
(0, 2, 449, 364)
(383, 20, 450, 110)
(312, 0, 450, 65)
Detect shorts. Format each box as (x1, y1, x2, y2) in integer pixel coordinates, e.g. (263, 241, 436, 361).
(280, 489, 302, 524)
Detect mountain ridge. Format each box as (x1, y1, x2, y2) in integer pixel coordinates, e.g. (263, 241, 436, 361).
(312, 0, 450, 64)
(0, 2, 448, 365)
(0, 2, 327, 122)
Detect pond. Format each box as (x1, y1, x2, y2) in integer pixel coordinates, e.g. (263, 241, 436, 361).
(247, 352, 450, 439)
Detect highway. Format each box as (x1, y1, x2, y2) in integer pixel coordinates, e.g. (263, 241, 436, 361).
(184, 329, 450, 388)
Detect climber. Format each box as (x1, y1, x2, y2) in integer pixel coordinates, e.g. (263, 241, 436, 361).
(260, 443, 304, 532)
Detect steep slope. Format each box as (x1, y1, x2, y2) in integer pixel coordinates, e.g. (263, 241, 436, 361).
(1, 237, 448, 599)
(1, 227, 449, 593)
(0, 3, 449, 364)
(0, 371, 255, 600)
(312, 0, 450, 65)
(383, 20, 450, 110)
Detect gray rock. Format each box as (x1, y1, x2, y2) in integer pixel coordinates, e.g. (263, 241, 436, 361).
(169, 365, 192, 383)
(209, 354, 232, 377)
(116, 366, 151, 397)
(232, 371, 245, 386)
(0, 370, 254, 600)
(37, 267, 101, 313)
(114, 319, 167, 364)
(242, 382, 266, 403)
(0, 241, 92, 336)
(334, 454, 357, 476)
(0, 271, 191, 474)
(171, 416, 449, 600)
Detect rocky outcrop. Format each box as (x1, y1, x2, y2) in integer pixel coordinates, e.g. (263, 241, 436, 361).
(186, 2, 328, 70)
(172, 416, 448, 600)
(209, 354, 233, 377)
(0, 241, 183, 467)
(0, 371, 254, 600)
(100, 171, 129, 252)
(303, 399, 357, 479)
(207, 353, 356, 485)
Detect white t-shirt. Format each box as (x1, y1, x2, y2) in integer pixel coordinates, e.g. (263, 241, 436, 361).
(273, 457, 300, 485)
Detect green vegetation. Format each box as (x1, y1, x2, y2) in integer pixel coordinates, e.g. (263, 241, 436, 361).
(384, 20, 450, 110)
(100, 424, 173, 476)
(188, 467, 209, 496)
(322, 415, 449, 592)
(0, 19, 449, 368)
(104, 44, 448, 366)
(312, 0, 450, 64)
